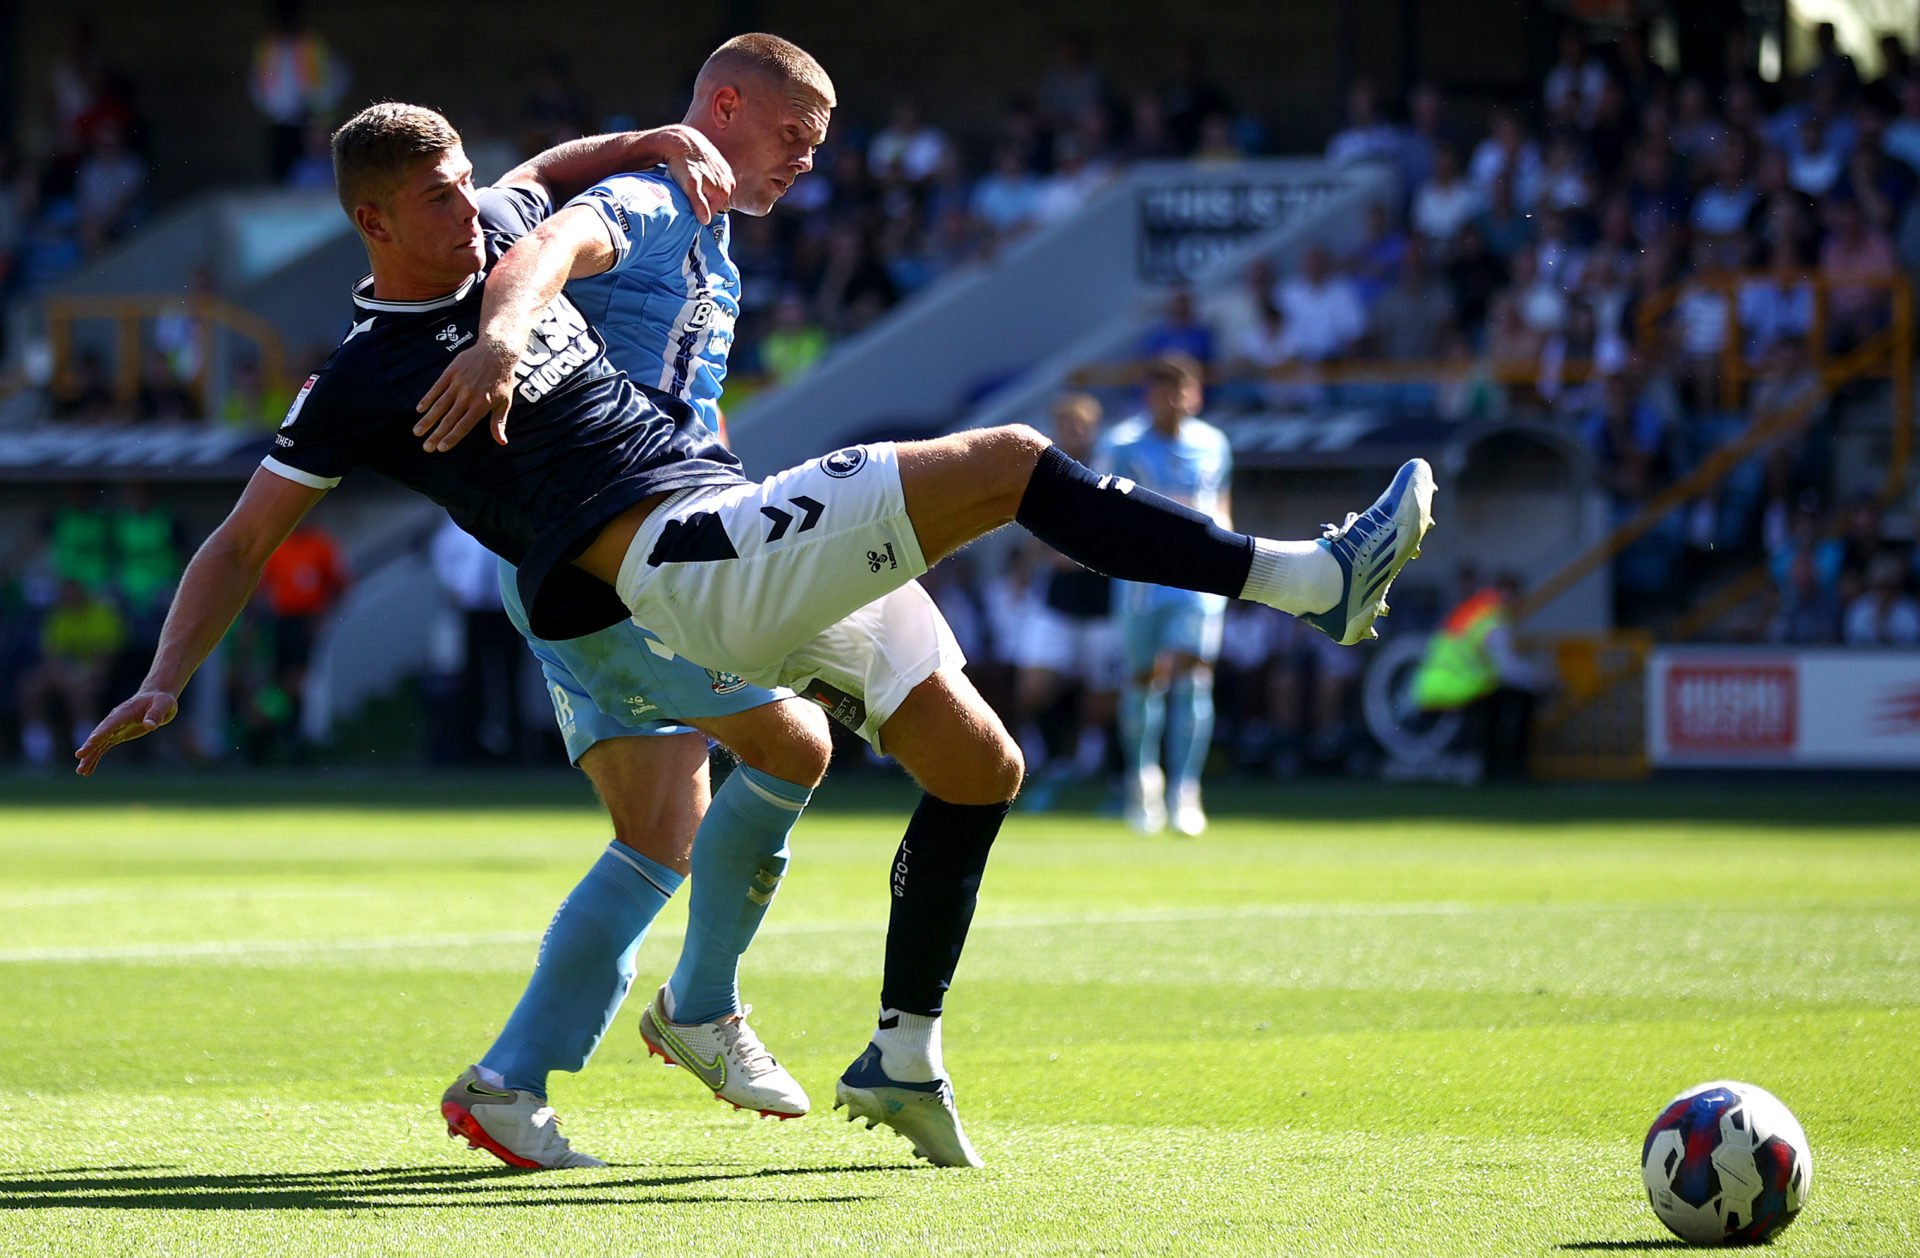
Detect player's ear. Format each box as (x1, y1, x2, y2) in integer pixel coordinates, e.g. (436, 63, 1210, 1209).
(355, 201, 393, 243)
(711, 85, 742, 129)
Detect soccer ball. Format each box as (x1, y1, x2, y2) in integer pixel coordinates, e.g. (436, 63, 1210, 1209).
(1641, 1080, 1812, 1246)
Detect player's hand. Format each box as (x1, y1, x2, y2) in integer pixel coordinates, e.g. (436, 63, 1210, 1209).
(74, 690, 178, 777)
(656, 125, 733, 223)
(415, 336, 517, 451)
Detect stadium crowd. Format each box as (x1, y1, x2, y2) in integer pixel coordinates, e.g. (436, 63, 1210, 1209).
(2, 15, 1918, 777)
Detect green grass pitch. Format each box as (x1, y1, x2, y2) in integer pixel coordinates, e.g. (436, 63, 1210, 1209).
(1, 774, 1915, 1256)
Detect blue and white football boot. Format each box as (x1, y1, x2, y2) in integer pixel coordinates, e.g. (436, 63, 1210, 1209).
(833, 1043, 983, 1167)
(1301, 457, 1436, 646)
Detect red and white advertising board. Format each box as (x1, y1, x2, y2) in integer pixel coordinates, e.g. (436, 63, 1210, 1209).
(1648, 648, 1920, 768)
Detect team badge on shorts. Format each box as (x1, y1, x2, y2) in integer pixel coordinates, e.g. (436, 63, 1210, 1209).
(706, 668, 748, 695)
(822, 447, 867, 478)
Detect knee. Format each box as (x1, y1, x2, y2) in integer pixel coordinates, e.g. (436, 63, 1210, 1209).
(929, 728, 1025, 806)
(727, 702, 833, 788)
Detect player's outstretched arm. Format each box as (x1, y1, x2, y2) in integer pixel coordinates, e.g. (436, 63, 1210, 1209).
(75, 469, 327, 776)
(413, 205, 616, 453)
(499, 125, 734, 223)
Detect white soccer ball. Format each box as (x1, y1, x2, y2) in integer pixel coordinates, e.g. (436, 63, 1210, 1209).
(1641, 1080, 1812, 1246)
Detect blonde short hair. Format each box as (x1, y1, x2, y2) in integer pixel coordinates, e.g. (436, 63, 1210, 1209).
(695, 33, 836, 108)
(331, 102, 462, 215)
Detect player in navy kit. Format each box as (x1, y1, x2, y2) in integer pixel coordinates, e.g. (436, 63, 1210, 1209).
(77, 64, 1435, 1167)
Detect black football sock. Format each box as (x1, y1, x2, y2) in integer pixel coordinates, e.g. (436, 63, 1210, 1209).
(879, 794, 1010, 1019)
(1014, 443, 1253, 595)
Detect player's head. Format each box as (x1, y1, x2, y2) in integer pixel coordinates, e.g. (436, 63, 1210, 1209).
(331, 103, 484, 289)
(1142, 353, 1203, 428)
(687, 33, 835, 216)
(1049, 392, 1102, 460)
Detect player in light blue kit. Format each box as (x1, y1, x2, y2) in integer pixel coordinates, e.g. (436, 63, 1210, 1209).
(440, 35, 1019, 1171)
(1099, 354, 1234, 837)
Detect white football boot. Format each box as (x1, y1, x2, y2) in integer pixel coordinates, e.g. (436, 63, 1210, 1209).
(1125, 762, 1167, 835)
(834, 1042, 983, 1167)
(441, 1067, 605, 1169)
(1297, 458, 1436, 646)
(638, 985, 809, 1119)
(1170, 780, 1207, 837)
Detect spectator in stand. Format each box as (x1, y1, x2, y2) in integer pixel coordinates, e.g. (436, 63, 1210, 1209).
(429, 516, 524, 762)
(1692, 138, 1757, 238)
(1192, 113, 1245, 165)
(1031, 134, 1111, 224)
(815, 220, 898, 334)
(1368, 238, 1455, 372)
(248, 0, 349, 181)
(110, 481, 183, 646)
(1163, 41, 1234, 155)
(1123, 90, 1179, 161)
(1672, 235, 1739, 411)
(1139, 287, 1215, 363)
(1842, 109, 1916, 232)
(970, 143, 1041, 238)
(1502, 242, 1568, 340)
(1543, 27, 1608, 127)
(135, 348, 195, 420)
(1845, 553, 1919, 645)
(255, 521, 347, 749)
(1325, 78, 1403, 169)
(74, 119, 145, 255)
(1533, 205, 1586, 295)
(1345, 202, 1407, 309)
(1749, 335, 1825, 508)
(1739, 235, 1816, 365)
(1670, 79, 1728, 166)
(867, 101, 950, 185)
(45, 484, 112, 595)
(1837, 492, 1889, 597)
(1225, 298, 1317, 411)
(1882, 81, 1920, 173)
(1614, 24, 1671, 114)
(54, 350, 117, 422)
(16, 578, 126, 768)
(1038, 33, 1107, 133)
(1469, 110, 1542, 208)
(1473, 170, 1535, 260)
(1585, 78, 1635, 186)
(1768, 494, 1845, 644)
(1876, 34, 1913, 101)
(1748, 148, 1818, 248)
(1276, 244, 1365, 362)
(759, 292, 830, 386)
(1786, 114, 1849, 199)
(1445, 222, 1509, 342)
(284, 120, 335, 192)
(1204, 255, 1278, 358)
(1621, 139, 1691, 247)
(1808, 22, 1861, 98)
(1536, 131, 1595, 213)
(1399, 82, 1456, 197)
(1538, 297, 1624, 416)
(1412, 144, 1481, 250)
(1819, 194, 1897, 349)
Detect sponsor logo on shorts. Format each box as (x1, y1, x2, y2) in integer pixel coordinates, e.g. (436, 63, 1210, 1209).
(866, 542, 899, 573)
(822, 447, 867, 478)
(706, 669, 748, 695)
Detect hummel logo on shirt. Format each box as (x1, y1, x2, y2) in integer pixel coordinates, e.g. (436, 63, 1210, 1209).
(866, 543, 899, 573)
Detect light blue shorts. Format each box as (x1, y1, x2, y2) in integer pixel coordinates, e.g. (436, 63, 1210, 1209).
(500, 559, 790, 764)
(1117, 586, 1226, 674)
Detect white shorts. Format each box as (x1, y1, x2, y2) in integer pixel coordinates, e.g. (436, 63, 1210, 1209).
(780, 580, 965, 754)
(1011, 603, 1122, 691)
(616, 443, 930, 684)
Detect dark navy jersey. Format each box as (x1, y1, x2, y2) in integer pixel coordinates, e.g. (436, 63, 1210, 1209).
(263, 184, 746, 640)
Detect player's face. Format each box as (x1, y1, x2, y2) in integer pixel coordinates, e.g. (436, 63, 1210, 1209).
(728, 86, 830, 216)
(384, 148, 484, 282)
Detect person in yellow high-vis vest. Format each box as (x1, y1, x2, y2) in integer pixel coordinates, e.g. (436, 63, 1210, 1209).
(1413, 572, 1542, 779)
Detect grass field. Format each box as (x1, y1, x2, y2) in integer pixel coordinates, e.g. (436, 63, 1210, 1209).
(0, 773, 1915, 1256)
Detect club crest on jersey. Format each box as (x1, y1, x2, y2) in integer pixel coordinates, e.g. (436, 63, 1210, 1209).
(706, 668, 748, 695)
(822, 447, 867, 478)
(436, 323, 474, 353)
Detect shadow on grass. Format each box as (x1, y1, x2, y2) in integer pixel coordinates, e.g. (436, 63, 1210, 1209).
(1557, 1241, 1692, 1251)
(0, 1161, 918, 1211)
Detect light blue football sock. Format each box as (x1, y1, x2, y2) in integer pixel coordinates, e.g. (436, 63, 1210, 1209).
(1120, 679, 1168, 779)
(1165, 672, 1216, 794)
(479, 842, 682, 1097)
(666, 765, 811, 1025)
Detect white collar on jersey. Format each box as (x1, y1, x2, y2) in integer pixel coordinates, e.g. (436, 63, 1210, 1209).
(350, 269, 483, 313)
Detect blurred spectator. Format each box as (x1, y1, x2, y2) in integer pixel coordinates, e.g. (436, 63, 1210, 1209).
(1399, 82, 1456, 195)
(1139, 288, 1214, 363)
(430, 517, 523, 762)
(1844, 552, 1920, 645)
(1038, 34, 1107, 132)
(1123, 90, 1178, 161)
(1614, 24, 1671, 113)
(868, 101, 950, 184)
(1621, 140, 1690, 246)
(110, 482, 183, 639)
(1031, 135, 1111, 224)
(1225, 298, 1315, 410)
(1325, 79, 1403, 169)
(1473, 171, 1535, 260)
(1276, 244, 1364, 362)
(1786, 115, 1847, 199)
(1204, 255, 1277, 356)
(1538, 298, 1624, 414)
(45, 485, 113, 596)
(519, 56, 592, 151)
(760, 293, 830, 386)
(1163, 42, 1234, 155)
(74, 120, 146, 254)
(249, 0, 350, 181)
(1192, 113, 1245, 165)
(1345, 202, 1407, 308)
(1808, 22, 1860, 98)
(1841, 111, 1915, 232)
(1368, 238, 1455, 363)
(219, 351, 293, 428)
(815, 221, 898, 334)
(1468, 110, 1542, 207)
(1692, 139, 1756, 238)
(1819, 195, 1896, 349)
(1444, 222, 1509, 339)
(1882, 81, 1920, 173)
(16, 579, 126, 767)
(55, 350, 118, 422)
(970, 144, 1041, 237)
(1768, 495, 1844, 643)
(1412, 145, 1481, 248)
(1500, 243, 1567, 338)
(1536, 132, 1594, 213)
(1412, 570, 1542, 779)
(135, 348, 196, 420)
(1738, 237, 1816, 364)
(1543, 28, 1607, 126)
(256, 522, 348, 748)
(1669, 79, 1727, 165)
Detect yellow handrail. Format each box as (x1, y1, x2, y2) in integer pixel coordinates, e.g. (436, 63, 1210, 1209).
(44, 293, 288, 413)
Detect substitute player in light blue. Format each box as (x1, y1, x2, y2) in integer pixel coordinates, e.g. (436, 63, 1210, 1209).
(1099, 353, 1233, 836)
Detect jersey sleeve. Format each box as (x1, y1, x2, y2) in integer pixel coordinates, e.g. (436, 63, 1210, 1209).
(478, 183, 554, 258)
(259, 360, 369, 490)
(568, 171, 691, 277)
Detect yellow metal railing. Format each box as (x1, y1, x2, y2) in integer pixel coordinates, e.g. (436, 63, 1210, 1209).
(45, 293, 289, 413)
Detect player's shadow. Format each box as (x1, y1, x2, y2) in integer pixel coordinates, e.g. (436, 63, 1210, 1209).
(0, 1161, 917, 1211)
(1557, 1242, 1693, 1251)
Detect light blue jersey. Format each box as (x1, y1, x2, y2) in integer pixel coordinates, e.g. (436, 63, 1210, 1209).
(1097, 414, 1234, 620)
(568, 169, 738, 434)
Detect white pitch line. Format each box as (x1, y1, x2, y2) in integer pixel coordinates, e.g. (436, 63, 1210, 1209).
(0, 901, 1649, 965)
(0, 886, 378, 910)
